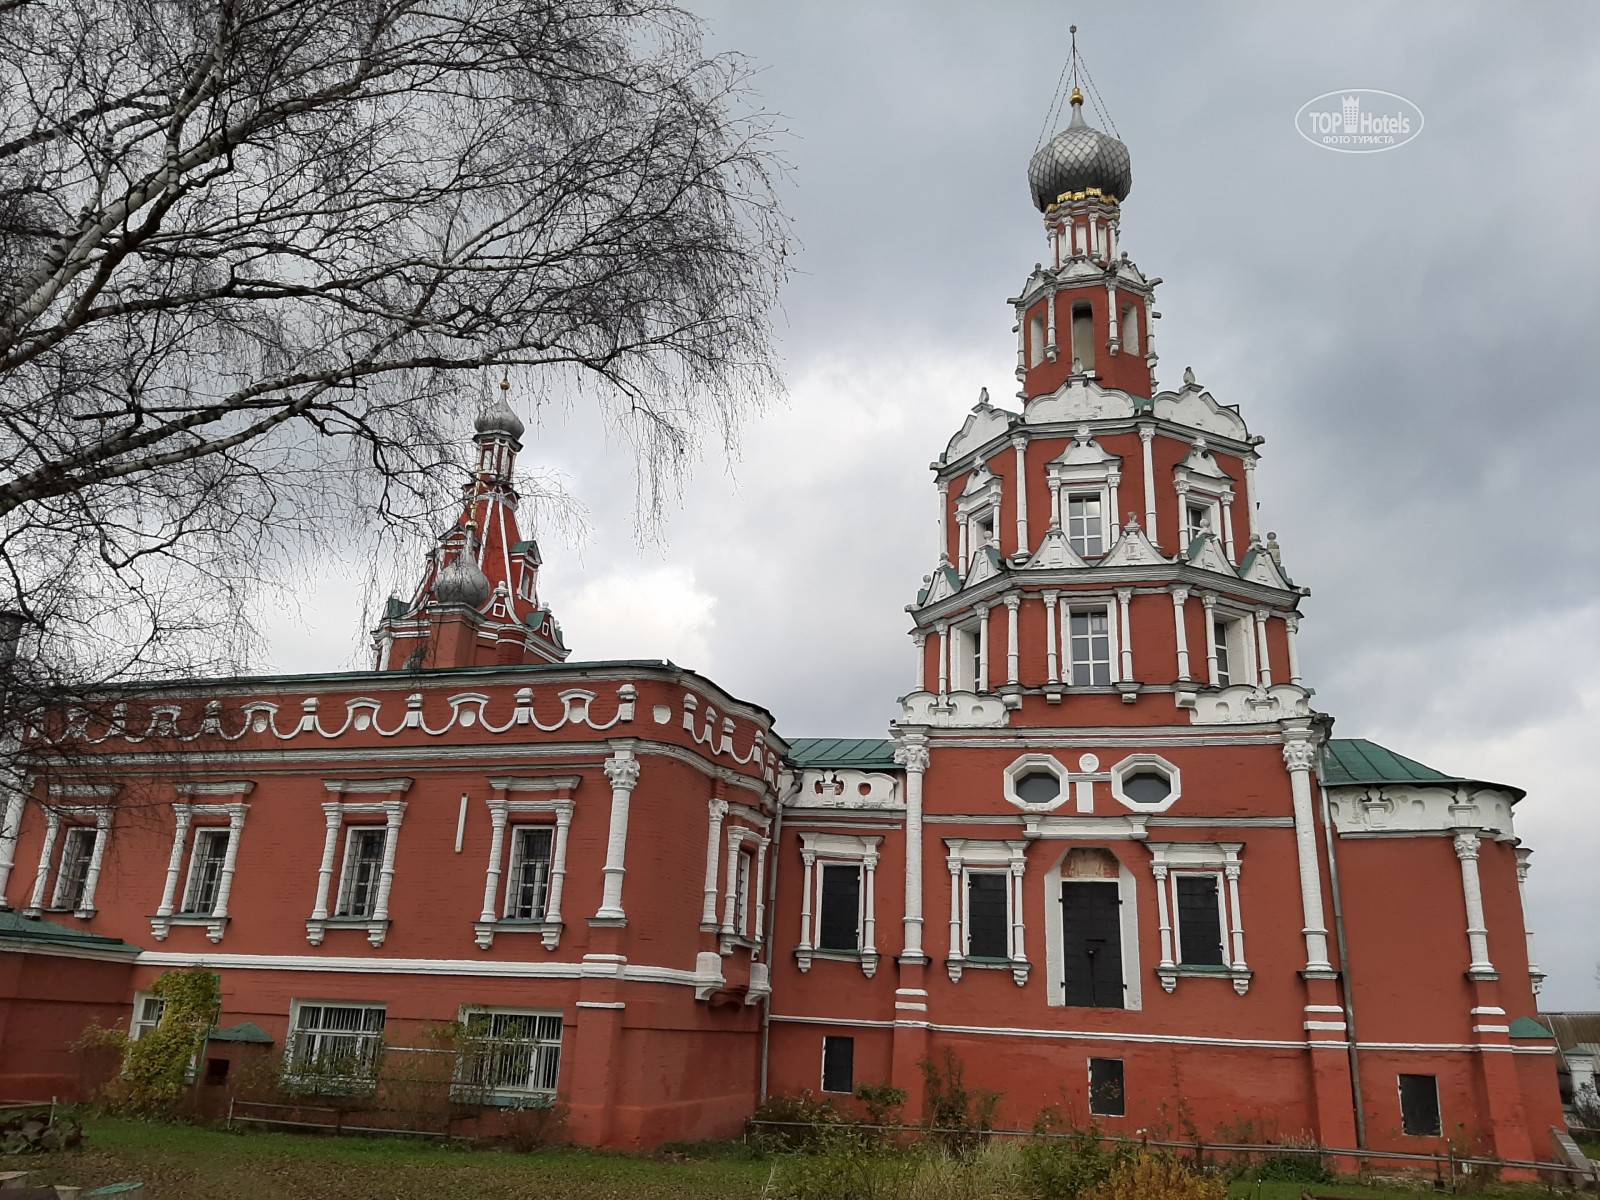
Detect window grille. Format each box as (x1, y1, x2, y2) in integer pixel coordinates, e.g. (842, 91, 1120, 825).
(182, 829, 230, 914)
(336, 828, 387, 918)
(1088, 1057, 1125, 1117)
(505, 827, 553, 920)
(289, 1003, 386, 1081)
(461, 1010, 563, 1102)
(52, 826, 97, 910)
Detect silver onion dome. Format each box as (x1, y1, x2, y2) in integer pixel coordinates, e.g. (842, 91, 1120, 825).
(474, 384, 526, 441)
(1027, 91, 1132, 212)
(433, 543, 492, 607)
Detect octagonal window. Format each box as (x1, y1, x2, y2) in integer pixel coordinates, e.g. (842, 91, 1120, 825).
(1109, 754, 1182, 813)
(1015, 771, 1062, 805)
(1121, 772, 1171, 805)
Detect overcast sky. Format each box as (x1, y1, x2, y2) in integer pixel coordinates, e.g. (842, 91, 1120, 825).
(262, 2, 1600, 1008)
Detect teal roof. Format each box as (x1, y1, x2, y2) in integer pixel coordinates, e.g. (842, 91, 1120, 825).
(1509, 1016, 1554, 1040)
(1323, 738, 1523, 801)
(211, 1021, 274, 1044)
(0, 911, 141, 956)
(788, 738, 898, 769)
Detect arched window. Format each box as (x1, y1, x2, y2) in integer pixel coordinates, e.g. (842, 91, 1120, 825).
(1070, 302, 1095, 372)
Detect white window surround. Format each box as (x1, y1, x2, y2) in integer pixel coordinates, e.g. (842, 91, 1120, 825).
(152, 782, 253, 943)
(720, 824, 770, 952)
(795, 831, 881, 978)
(307, 779, 412, 948)
(1173, 439, 1238, 560)
(1042, 847, 1142, 1010)
(473, 776, 578, 950)
(1046, 427, 1123, 550)
(1108, 753, 1182, 814)
(25, 788, 115, 917)
(944, 838, 1031, 986)
(131, 992, 164, 1041)
(286, 998, 387, 1089)
(1148, 842, 1251, 995)
(1201, 598, 1260, 690)
(953, 463, 1003, 576)
(1002, 753, 1071, 813)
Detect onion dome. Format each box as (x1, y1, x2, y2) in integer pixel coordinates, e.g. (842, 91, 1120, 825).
(433, 543, 492, 607)
(474, 380, 526, 441)
(1027, 89, 1132, 211)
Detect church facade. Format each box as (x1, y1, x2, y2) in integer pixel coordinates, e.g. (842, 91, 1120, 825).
(0, 91, 1566, 1161)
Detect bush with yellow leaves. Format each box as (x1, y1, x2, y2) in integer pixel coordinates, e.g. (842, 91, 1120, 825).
(1088, 1153, 1226, 1200)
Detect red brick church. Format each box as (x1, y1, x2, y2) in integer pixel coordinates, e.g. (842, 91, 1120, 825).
(0, 86, 1565, 1160)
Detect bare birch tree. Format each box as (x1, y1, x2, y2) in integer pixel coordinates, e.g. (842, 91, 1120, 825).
(0, 0, 791, 707)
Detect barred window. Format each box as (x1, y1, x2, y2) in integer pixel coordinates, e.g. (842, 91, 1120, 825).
(289, 1002, 386, 1083)
(181, 829, 230, 914)
(461, 1010, 563, 1103)
(505, 827, 553, 920)
(52, 826, 97, 910)
(335, 828, 387, 918)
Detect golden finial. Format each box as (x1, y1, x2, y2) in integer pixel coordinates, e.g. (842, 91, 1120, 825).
(1070, 87, 1084, 107)
(500, 373, 510, 392)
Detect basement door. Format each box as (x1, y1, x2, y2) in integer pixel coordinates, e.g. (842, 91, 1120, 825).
(1060, 880, 1124, 1008)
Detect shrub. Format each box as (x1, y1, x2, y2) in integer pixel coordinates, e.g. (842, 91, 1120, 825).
(1088, 1153, 1225, 1200)
(76, 967, 220, 1119)
(1020, 1124, 1132, 1200)
(767, 1126, 914, 1200)
(919, 1049, 1000, 1154)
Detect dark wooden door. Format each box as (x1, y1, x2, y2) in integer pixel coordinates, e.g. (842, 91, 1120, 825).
(1061, 880, 1124, 1008)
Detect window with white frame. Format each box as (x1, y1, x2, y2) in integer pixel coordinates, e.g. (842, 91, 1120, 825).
(459, 1009, 563, 1105)
(944, 838, 1030, 984)
(1120, 303, 1140, 356)
(288, 1001, 386, 1085)
(1002, 753, 1069, 812)
(797, 833, 881, 977)
(1209, 614, 1253, 689)
(1070, 301, 1095, 371)
(1065, 493, 1106, 557)
(1029, 311, 1046, 367)
(335, 827, 387, 918)
(131, 993, 164, 1041)
(972, 512, 995, 552)
(1148, 842, 1250, 994)
(1184, 500, 1215, 545)
(1068, 607, 1114, 687)
(505, 826, 554, 920)
(25, 802, 113, 916)
(1109, 754, 1181, 814)
(1213, 620, 1233, 686)
(51, 825, 98, 910)
(181, 829, 231, 914)
(953, 622, 983, 692)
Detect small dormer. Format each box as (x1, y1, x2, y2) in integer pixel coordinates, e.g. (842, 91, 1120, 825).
(953, 459, 1004, 572)
(1046, 426, 1123, 559)
(1172, 437, 1238, 560)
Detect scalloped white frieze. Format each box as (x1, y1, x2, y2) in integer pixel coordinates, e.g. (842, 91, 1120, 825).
(1326, 785, 1518, 840)
(1187, 683, 1311, 725)
(901, 690, 1012, 728)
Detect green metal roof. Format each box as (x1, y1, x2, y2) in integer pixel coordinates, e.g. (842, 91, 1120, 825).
(211, 1021, 274, 1044)
(1322, 738, 1523, 801)
(788, 737, 898, 769)
(1508, 1016, 1554, 1040)
(0, 911, 142, 956)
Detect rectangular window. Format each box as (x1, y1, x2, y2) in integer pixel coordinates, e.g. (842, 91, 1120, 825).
(1398, 1073, 1441, 1136)
(817, 864, 861, 952)
(1088, 1057, 1125, 1117)
(51, 826, 97, 910)
(181, 829, 231, 915)
(1185, 502, 1212, 544)
(1029, 312, 1046, 367)
(1066, 494, 1105, 557)
(505, 827, 553, 920)
(1213, 621, 1232, 687)
(1060, 880, 1124, 1008)
(967, 872, 1010, 959)
(461, 1010, 563, 1102)
(973, 515, 995, 552)
(289, 1002, 386, 1083)
(1175, 875, 1225, 966)
(1069, 609, 1113, 687)
(952, 623, 982, 692)
(1121, 304, 1139, 356)
(131, 994, 164, 1041)
(821, 1035, 855, 1094)
(335, 827, 387, 918)
(1070, 303, 1095, 371)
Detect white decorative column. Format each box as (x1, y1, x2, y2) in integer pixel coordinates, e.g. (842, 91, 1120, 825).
(1243, 455, 1261, 542)
(1011, 435, 1029, 556)
(1106, 278, 1119, 348)
(895, 737, 931, 962)
(753, 838, 770, 948)
(595, 748, 641, 921)
(310, 806, 342, 922)
(480, 804, 510, 922)
(1043, 592, 1060, 684)
(720, 831, 743, 935)
(1453, 830, 1497, 978)
(212, 806, 248, 926)
(0, 786, 27, 902)
(369, 803, 406, 933)
(976, 604, 990, 692)
(1202, 593, 1220, 686)
(1282, 729, 1333, 972)
(1254, 609, 1273, 687)
(1225, 861, 1248, 970)
(1285, 614, 1303, 686)
(156, 806, 195, 920)
(1044, 285, 1057, 360)
(934, 622, 949, 696)
(701, 797, 729, 928)
(1514, 848, 1544, 992)
(1139, 423, 1158, 546)
(1107, 470, 1123, 543)
(546, 801, 573, 930)
(1220, 492, 1237, 561)
(862, 849, 879, 964)
(1005, 595, 1021, 685)
(797, 848, 816, 961)
(1152, 864, 1175, 973)
(912, 630, 927, 693)
(946, 856, 962, 966)
(936, 480, 949, 561)
(1116, 588, 1134, 683)
(957, 517, 969, 574)
(1009, 859, 1027, 965)
(1170, 586, 1191, 681)
(73, 810, 113, 913)
(1049, 481, 1062, 529)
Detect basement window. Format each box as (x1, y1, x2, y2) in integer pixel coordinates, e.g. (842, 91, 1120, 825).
(821, 1036, 855, 1094)
(1398, 1074, 1441, 1136)
(1088, 1057, 1125, 1117)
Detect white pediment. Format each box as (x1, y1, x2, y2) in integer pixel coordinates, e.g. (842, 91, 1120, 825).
(1151, 385, 1249, 441)
(1237, 545, 1290, 590)
(943, 393, 1016, 464)
(1099, 519, 1169, 567)
(1048, 425, 1122, 474)
(960, 458, 999, 497)
(1024, 377, 1137, 424)
(964, 545, 1004, 588)
(1185, 532, 1237, 577)
(1024, 527, 1088, 570)
(919, 563, 962, 607)
(1175, 438, 1234, 482)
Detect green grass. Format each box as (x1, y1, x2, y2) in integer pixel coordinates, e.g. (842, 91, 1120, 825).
(0, 1117, 772, 1199)
(1578, 1142, 1600, 1160)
